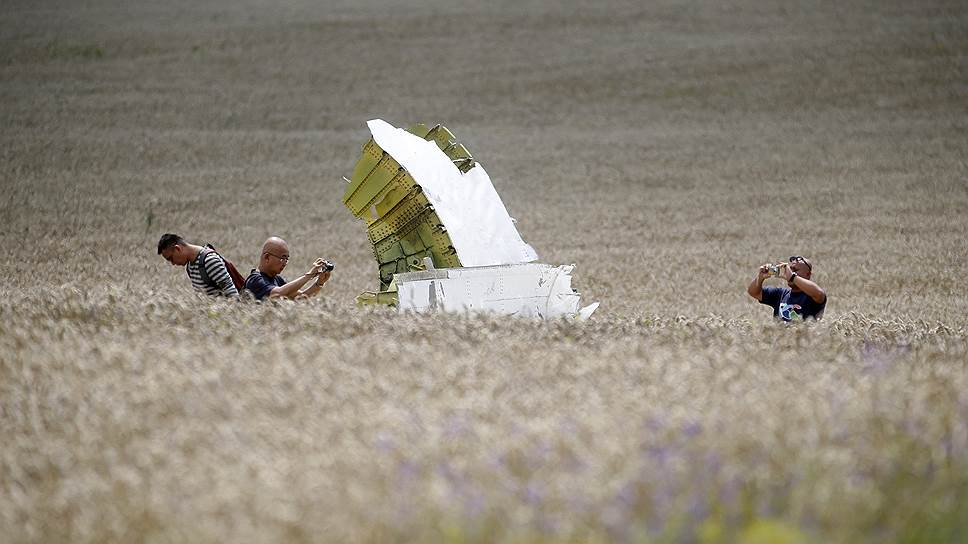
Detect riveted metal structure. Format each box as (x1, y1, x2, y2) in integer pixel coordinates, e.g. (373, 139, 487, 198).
(343, 123, 474, 304)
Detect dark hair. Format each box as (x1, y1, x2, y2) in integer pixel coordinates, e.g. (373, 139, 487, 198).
(157, 233, 187, 254)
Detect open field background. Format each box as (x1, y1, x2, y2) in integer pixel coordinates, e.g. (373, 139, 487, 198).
(2, 0, 967, 542)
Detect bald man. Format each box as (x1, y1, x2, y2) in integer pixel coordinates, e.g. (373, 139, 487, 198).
(244, 237, 332, 301)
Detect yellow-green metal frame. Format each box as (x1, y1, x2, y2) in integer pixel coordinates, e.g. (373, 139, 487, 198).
(343, 123, 476, 305)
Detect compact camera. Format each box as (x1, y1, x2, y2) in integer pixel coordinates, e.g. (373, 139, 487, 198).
(322, 260, 335, 272)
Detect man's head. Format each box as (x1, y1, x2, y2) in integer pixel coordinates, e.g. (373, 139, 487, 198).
(788, 255, 813, 280)
(259, 236, 290, 276)
(157, 233, 193, 266)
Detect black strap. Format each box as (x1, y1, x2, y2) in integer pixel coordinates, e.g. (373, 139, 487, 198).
(193, 246, 219, 290)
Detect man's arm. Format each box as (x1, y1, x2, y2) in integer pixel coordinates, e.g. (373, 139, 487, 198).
(747, 264, 770, 301)
(204, 253, 239, 297)
(296, 269, 331, 299)
(789, 274, 826, 304)
(268, 259, 326, 300)
(268, 272, 317, 299)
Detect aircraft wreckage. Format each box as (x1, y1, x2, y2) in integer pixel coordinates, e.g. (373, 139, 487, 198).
(342, 119, 599, 320)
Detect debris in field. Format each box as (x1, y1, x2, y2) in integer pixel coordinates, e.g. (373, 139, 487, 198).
(395, 261, 601, 320)
(343, 119, 598, 320)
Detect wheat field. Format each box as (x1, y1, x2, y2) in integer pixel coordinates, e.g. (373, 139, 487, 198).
(2, 1, 967, 542)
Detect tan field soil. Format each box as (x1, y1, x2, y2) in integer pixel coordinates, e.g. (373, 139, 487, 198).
(2, 1, 967, 542)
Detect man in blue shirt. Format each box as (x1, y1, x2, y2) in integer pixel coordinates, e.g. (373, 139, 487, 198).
(747, 256, 826, 321)
(245, 236, 332, 301)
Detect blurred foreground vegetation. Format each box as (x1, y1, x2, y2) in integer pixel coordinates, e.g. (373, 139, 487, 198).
(2, 290, 966, 542)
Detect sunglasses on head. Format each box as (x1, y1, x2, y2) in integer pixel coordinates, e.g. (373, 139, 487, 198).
(789, 256, 812, 271)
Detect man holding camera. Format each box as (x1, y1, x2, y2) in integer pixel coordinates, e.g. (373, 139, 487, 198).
(747, 255, 826, 321)
(245, 236, 333, 301)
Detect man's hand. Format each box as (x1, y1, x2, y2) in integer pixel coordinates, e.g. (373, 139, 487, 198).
(780, 262, 793, 281)
(750, 264, 772, 301)
(309, 258, 331, 289)
(306, 258, 326, 277)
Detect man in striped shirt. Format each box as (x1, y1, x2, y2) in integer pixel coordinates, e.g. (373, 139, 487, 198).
(157, 233, 239, 297)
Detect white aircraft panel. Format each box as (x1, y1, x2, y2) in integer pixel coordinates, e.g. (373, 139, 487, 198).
(395, 263, 598, 320)
(367, 119, 538, 267)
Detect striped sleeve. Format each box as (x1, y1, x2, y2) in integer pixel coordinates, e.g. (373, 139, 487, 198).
(203, 252, 239, 297)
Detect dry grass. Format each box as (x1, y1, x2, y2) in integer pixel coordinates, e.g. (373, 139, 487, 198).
(2, 0, 968, 542)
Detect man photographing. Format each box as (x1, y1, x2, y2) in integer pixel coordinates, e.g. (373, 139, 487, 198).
(748, 255, 827, 321)
(244, 236, 332, 301)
